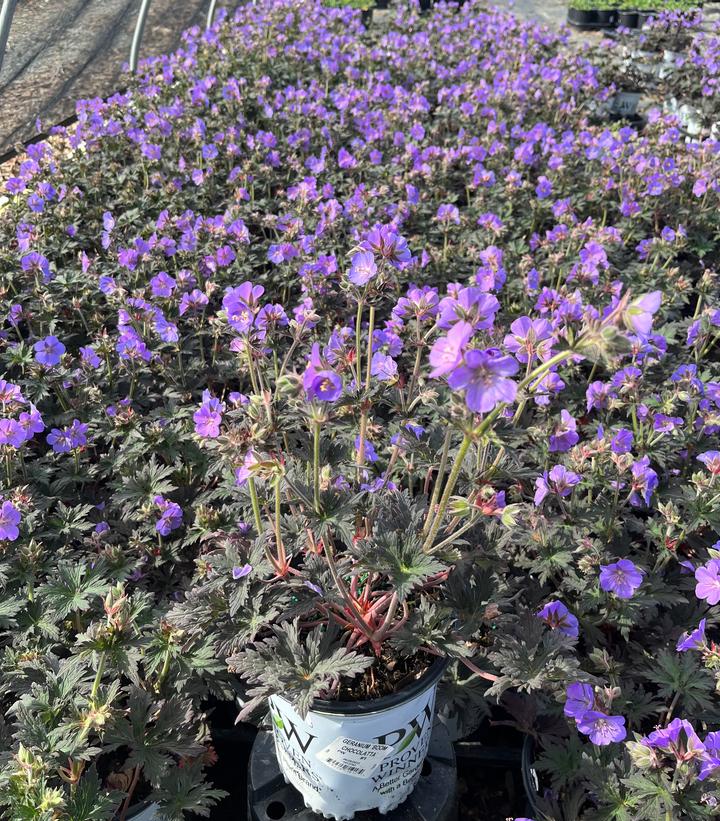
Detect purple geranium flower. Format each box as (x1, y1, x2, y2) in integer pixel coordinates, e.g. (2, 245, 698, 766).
(644, 718, 705, 759)
(677, 618, 707, 652)
(698, 451, 720, 475)
(447, 349, 519, 414)
(370, 352, 397, 382)
(624, 291, 662, 337)
(194, 390, 224, 438)
(348, 251, 378, 287)
(429, 321, 474, 378)
(695, 559, 720, 605)
(536, 601, 579, 638)
(629, 456, 658, 507)
(564, 682, 595, 719)
(154, 495, 183, 536)
(549, 410, 579, 453)
(599, 559, 644, 599)
(576, 712, 626, 746)
(0, 500, 21, 541)
(534, 465, 581, 505)
(232, 564, 253, 579)
(34, 335, 65, 367)
(610, 428, 634, 454)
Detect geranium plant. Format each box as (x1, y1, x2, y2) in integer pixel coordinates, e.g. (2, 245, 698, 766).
(0, 0, 718, 818)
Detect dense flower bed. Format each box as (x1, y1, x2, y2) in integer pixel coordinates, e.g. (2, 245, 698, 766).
(0, 1, 719, 818)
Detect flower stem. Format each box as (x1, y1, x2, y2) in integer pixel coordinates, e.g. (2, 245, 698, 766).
(90, 652, 106, 707)
(355, 299, 364, 386)
(422, 435, 472, 553)
(313, 421, 321, 514)
(422, 429, 452, 537)
(247, 477, 264, 535)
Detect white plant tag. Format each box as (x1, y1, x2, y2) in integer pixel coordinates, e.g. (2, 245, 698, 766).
(316, 736, 392, 778)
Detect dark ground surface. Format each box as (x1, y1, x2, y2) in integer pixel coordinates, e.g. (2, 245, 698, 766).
(0, 0, 244, 155)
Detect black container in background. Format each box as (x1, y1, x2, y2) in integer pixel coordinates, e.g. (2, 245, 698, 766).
(567, 8, 599, 29)
(618, 10, 639, 28)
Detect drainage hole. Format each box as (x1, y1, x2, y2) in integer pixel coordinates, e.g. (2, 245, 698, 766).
(421, 759, 432, 777)
(266, 800, 286, 819)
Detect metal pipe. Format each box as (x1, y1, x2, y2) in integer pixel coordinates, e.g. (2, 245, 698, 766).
(129, 0, 152, 72)
(206, 0, 219, 30)
(0, 0, 18, 78)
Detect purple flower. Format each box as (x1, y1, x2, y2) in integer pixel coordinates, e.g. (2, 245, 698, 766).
(154, 495, 183, 536)
(698, 451, 720, 476)
(644, 718, 705, 758)
(586, 381, 616, 412)
(34, 335, 65, 367)
(235, 450, 259, 487)
(610, 428, 634, 454)
(534, 465, 581, 505)
(549, 410, 579, 453)
(150, 271, 176, 298)
(429, 321, 474, 378)
(436, 203, 460, 225)
(536, 601, 578, 638)
(695, 560, 720, 605)
(535, 176, 553, 200)
(599, 559, 644, 599)
(194, 390, 224, 438)
(232, 564, 252, 579)
(47, 427, 73, 453)
(624, 291, 662, 337)
(503, 316, 553, 364)
(629, 456, 658, 507)
(447, 349, 519, 414)
(0, 500, 21, 541)
(564, 682, 594, 719)
(179, 289, 209, 315)
(305, 581, 323, 596)
(677, 619, 707, 652)
(348, 251, 377, 287)
(362, 225, 411, 268)
(0, 419, 26, 448)
(355, 436, 378, 463)
(17, 405, 44, 440)
(80, 346, 102, 369)
(576, 712, 626, 746)
(370, 352, 397, 382)
(438, 288, 499, 331)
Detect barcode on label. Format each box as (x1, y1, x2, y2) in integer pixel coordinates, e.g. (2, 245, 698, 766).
(316, 736, 392, 779)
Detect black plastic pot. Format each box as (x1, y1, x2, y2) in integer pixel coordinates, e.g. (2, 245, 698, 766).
(248, 722, 457, 821)
(596, 9, 618, 27)
(375, 0, 389, 8)
(617, 10, 639, 28)
(638, 10, 656, 26)
(419, 0, 433, 10)
(361, 8, 373, 26)
(521, 736, 541, 816)
(567, 8, 599, 29)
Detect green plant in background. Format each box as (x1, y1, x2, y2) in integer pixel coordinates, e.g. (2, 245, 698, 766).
(569, 0, 599, 10)
(324, 0, 374, 10)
